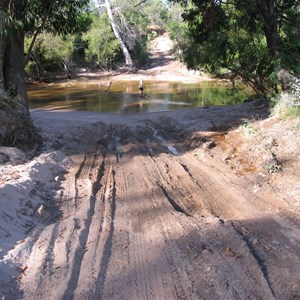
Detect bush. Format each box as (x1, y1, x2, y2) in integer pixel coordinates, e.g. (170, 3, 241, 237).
(272, 79, 300, 118)
(25, 32, 76, 78)
(83, 14, 122, 69)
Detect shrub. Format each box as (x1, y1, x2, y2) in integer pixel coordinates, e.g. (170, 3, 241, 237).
(272, 89, 300, 119)
(83, 14, 122, 69)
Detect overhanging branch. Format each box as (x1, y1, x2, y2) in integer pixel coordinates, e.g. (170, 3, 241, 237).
(134, 0, 147, 8)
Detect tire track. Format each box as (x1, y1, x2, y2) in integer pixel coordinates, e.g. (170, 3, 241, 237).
(74, 154, 87, 209)
(149, 183, 196, 300)
(103, 156, 179, 299)
(19, 223, 60, 299)
(145, 168, 197, 299)
(157, 183, 192, 217)
(94, 166, 116, 299)
(16, 120, 299, 300)
(19, 152, 105, 299)
(19, 153, 92, 299)
(131, 156, 195, 299)
(231, 220, 276, 297)
(62, 152, 107, 299)
(142, 154, 272, 299)
(146, 153, 277, 299)
(72, 158, 117, 299)
(149, 154, 207, 217)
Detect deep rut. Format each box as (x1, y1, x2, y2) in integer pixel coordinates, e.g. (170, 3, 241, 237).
(15, 123, 300, 300)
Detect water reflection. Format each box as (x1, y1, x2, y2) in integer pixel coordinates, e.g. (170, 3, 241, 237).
(27, 81, 251, 113)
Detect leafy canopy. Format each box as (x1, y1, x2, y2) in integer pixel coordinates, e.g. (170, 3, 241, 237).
(24, 0, 91, 35)
(171, 0, 300, 96)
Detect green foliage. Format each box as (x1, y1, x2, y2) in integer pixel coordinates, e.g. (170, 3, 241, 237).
(170, 0, 300, 96)
(0, 10, 24, 38)
(277, 4, 300, 76)
(111, 0, 152, 62)
(24, 0, 91, 35)
(73, 35, 89, 57)
(271, 75, 300, 119)
(85, 0, 167, 67)
(83, 14, 121, 68)
(1, 1, 91, 38)
(25, 32, 75, 75)
(132, 39, 149, 66)
(43, 34, 75, 65)
(167, 4, 190, 59)
(143, 0, 169, 30)
(22, 0, 169, 71)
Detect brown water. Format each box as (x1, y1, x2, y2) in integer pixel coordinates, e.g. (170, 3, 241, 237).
(28, 80, 251, 114)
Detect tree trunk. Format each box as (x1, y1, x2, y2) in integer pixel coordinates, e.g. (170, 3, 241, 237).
(104, 0, 133, 67)
(257, 0, 279, 57)
(31, 52, 49, 81)
(62, 60, 72, 79)
(9, 32, 28, 110)
(0, 1, 28, 111)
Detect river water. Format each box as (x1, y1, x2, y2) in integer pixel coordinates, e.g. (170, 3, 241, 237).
(28, 80, 251, 113)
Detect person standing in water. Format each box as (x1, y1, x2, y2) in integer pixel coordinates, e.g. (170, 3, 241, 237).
(139, 79, 144, 97)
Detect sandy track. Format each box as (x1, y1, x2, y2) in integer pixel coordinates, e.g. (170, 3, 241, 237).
(19, 148, 274, 299)
(1, 33, 299, 299)
(4, 102, 297, 299)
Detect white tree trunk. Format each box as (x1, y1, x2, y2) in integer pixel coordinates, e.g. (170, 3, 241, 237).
(104, 0, 133, 67)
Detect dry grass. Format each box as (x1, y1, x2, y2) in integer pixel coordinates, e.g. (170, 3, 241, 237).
(272, 92, 300, 119)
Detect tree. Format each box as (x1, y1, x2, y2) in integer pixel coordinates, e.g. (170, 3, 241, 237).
(0, 0, 28, 110)
(104, 0, 169, 65)
(42, 33, 75, 79)
(0, 0, 89, 111)
(92, 0, 133, 67)
(105, 0, 133, 66)
(83, 13, 121, 69)
(174, 0, 300, 96)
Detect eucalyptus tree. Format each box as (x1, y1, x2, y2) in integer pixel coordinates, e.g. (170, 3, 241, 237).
(92, 0, 133, 66)
(0, 0, 89, 110)
(104, 0, 133, 66)
(90, 0, 170, 67)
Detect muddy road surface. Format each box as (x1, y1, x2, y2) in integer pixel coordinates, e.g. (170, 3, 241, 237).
(2, 101, 300, 299)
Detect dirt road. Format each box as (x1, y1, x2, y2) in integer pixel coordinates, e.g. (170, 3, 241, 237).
(0, 34, 299, 299)
(0, 101, 295, 299)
